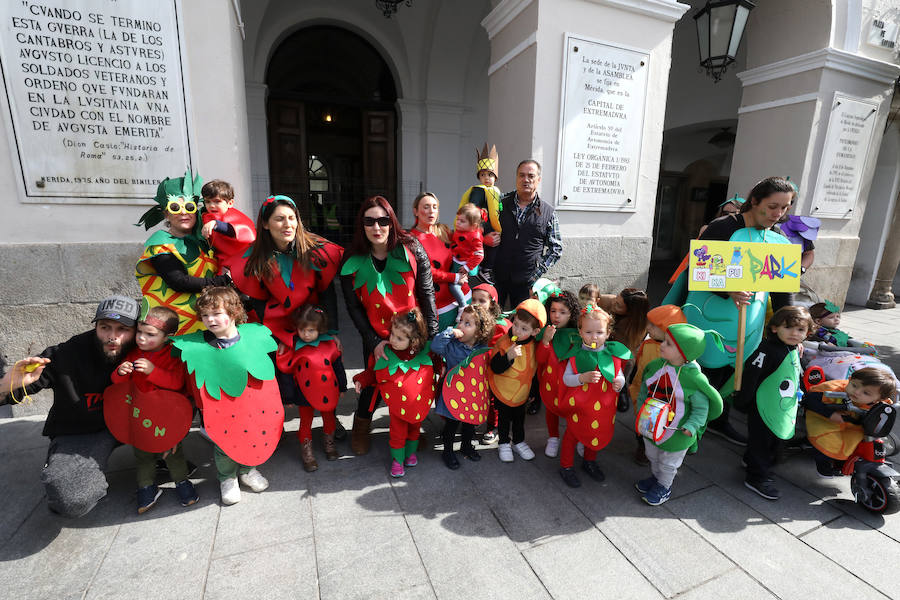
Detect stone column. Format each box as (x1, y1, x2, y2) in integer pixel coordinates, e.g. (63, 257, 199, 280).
(481, 0, 688, 292)
(729, 3, 900, 306)
(866, 198, 900, 309)
(245, 82, 270, 214)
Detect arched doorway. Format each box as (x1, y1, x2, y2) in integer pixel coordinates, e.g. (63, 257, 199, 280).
(266, 26, 398, 245)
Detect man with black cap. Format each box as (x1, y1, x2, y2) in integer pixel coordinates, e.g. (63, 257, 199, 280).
(1, 295, 139, 518)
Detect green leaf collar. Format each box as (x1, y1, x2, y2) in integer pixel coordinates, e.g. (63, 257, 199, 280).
(340, 245, 412, 298)
(374, 342, 433, 376)
(171, 323, 277, 399)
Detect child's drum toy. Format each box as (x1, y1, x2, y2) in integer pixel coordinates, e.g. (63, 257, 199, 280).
(636, 397, 674, 443)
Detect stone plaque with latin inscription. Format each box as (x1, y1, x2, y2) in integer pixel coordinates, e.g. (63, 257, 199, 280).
(555, 34, 649, 212)
(0, 0, 190, 201)
(811, 93, 879, 219)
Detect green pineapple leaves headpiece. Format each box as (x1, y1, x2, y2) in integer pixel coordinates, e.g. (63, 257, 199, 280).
(136, 170, 204, 230)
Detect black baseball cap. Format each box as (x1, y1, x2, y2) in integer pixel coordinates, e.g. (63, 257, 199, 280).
(92, 295, 140, 327)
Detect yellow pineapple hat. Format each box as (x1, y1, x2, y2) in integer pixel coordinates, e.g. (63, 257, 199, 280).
(476, 143, 499, 180)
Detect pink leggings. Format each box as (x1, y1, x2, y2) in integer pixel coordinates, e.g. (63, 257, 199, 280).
(297, 406, 336, 442)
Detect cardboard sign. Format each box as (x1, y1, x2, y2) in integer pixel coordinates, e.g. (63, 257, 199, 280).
(687, 240, 801, 293)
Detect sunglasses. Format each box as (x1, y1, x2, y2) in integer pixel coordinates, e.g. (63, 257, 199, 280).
(166, 199, 198, 214)
(363, 216, 391, 228)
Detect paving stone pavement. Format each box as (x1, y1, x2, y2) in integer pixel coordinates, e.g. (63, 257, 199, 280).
(2, 304, 900, 599)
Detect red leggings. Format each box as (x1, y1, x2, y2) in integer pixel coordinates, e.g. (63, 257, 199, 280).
(297, 407, 336, 442)
(486, 399, 499, 429)
(545, 411, 560, 438)
(389, 418, 420, 450)
(559, 428, 597, 469)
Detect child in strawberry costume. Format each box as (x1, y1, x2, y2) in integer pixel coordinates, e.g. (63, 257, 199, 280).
(276, 304, 347, 472)
(448, 203, 485, 308)
(171, 287, 282, 506)
(556, 306, 631, 488)
(634, 323, 722, 505)
(432, 304, 494, 469)
(353, 309, 435, 478)
(489, 299, 546, 463)
(470, 283, 509, 443)
(108, 306, 198, 514)
(199, 179, 256, 270)
(536, 290, 580, 459)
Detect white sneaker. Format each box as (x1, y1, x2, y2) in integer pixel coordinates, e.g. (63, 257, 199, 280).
(498, 443, 514, 462)
(220, 477, 241, 505)
(239, 468, 269, 492)
(576, 442, 584, 458)
(544, 437, 560, 458)
(513, 441, 535, 460)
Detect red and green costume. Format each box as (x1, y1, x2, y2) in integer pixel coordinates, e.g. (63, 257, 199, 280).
(201, 208, 256, 270)
(408, 229, 469, 329)
(558, 342, 631, 467)
(275, 333, 342, 441)
(171, 323, 283, 466)
(229, 235, 343, 345)
(135, 231, 219, 335)
(340, 245, 419, 339)
(537, 328, 580, 438)
(353, 345, 435, 465)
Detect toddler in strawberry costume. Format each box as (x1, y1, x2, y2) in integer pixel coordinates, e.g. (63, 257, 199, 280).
(354, 309, 435, 478)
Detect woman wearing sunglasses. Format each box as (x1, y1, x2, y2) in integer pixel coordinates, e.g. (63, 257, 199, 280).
(341, 196, 438, 455)
(136, 172, 231, 334)
(407, 191, 470, 329)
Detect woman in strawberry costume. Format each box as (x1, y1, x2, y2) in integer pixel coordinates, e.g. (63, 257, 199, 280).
(408, 192, 470, 329)
(353, 309, 435, 477)
(227, 196, 344, 417)
(341, 196, 438, 455)
(556, 306, 631, 488)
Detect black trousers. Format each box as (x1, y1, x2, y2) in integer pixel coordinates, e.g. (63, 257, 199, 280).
(497, 402, 528, 445)
(495, 277, 531, 311)
(441, 419, 476, 452)
(743, 400, 781, 481)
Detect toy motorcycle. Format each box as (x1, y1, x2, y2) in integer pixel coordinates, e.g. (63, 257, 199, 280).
(825, 393, 900, 514)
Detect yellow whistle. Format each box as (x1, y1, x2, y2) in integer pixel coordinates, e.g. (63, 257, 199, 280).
(591, 342, 597, 349)
(24, 363, 39, 373)
(667, 411, 675, 423)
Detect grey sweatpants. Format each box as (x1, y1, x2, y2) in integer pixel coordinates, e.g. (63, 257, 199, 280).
(643, 439, 689, 489)
(41, 431, 118, 518)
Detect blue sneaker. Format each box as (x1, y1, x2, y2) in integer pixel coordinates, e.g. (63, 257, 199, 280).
(136, 485, 162, 514)
(641, 482, 671, 506)
(174, 479, 200, 507)
(634, 476, 658, 494)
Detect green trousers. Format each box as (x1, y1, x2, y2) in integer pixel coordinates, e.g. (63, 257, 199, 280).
(134, 444, 189, 488)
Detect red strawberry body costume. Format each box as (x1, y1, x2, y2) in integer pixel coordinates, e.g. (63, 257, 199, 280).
(202, 208, 257, 270)
(275, 335, 344, 442)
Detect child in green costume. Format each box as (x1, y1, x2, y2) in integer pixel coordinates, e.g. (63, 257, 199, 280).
(739, 306, 814, 500)
(635, 323, 722, 505)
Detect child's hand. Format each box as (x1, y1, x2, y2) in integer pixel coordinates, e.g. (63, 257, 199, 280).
(612, 376, 625, 392)
(455, 272, 468, 286)
(133, 358, 155, 374)
(451, 328, 464, 339)
(829, 412, 845, 424)
(161, 443, 178, 459)
(333, 336, 343, 354)
(117, 361, 133, 376)
(506, 344, 522, 360)
(681, 428, 693, 437)
(579, 371, 602, 384)
(277, 342, 288, 355)
(542, 324, 556, 344)
(354, 380, 363, 394)
(201, 220, 217, 239)
(373, 340, 389, 361)
(484, 232, 500, 247)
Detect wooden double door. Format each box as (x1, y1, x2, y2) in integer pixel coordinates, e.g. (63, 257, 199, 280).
(267, 98, 396, 245)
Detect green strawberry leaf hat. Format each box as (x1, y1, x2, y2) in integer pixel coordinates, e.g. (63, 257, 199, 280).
(666, 323, 724, 363)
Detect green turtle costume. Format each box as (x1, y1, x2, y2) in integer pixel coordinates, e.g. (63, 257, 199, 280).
(737, 335, 801, 440)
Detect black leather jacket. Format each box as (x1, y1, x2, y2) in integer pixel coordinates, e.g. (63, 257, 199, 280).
(341, 237, 438, 358)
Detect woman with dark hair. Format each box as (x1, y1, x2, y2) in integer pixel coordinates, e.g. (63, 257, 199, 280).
(408, 191, 470, 329)
(229, 195, 343, 345)
(341, 195, 438, 455)
(596, 288, 650, 354)
(663, 176, 796, 446)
